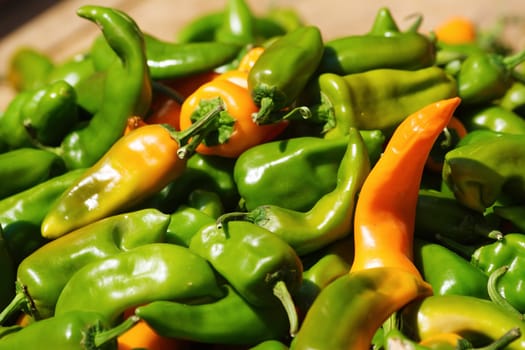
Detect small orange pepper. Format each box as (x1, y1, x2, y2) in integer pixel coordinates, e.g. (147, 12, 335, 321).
(350, 97, 461, 278)
(434, 16, 477, 44)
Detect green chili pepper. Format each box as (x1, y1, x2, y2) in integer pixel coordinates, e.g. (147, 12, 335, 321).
(54, 243, 224, 324)
(73, 70, 106, 116)
(434, 41, 486, 66)
(442, 131, 525, 212)
(187, 189, 224, 219)
(7, 46, 54, 91)
(500, 81, 525, 116)
(215, 0, 256, 46)
(0, 231, 14, 313)
(0, 79, 79, 149)
(457, 104, 525, 134)
(166, 205, 215, 247)
(233, 130, 383, 212)
(0, 208, 169, 324)
(317, 7, 435, 75)
(455, 49, 525, 106)
(90, 33, 241, 80)
(248, 25, 324, 123)
(46, 53, 96, 89)
(249, 339, 289, 350)
(0, 148, 65, 200)
(401, 294, 525, 349)
(228, 127, 370, 256)
(135, 283, 290, 346)
(189, 220, 302, 336)
(0, 169, 85, 265)
(311, 66, 458, 138)
(470, 233, 525, 314)
(414, 189, 501, 244)
(50, 5, 152, 169)
(0, 310, 139, 350)
(413, 239, 490, 299)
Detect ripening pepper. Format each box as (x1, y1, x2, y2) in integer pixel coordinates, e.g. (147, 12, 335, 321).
(0, 209, 169, 323)
(308, 66, 458, 139)
(54, 243, 224, 324)
(442, 131, 525, 212)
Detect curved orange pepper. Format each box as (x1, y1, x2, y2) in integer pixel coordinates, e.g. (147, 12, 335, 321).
(350, 97, 461, 278)
(179, 78, 287, 158)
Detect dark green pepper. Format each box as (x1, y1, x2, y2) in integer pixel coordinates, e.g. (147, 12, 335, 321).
(189, 220, 303, 336)
(0, 148, 65, 200)
(0, 79, 79, 149)
(493, 205, 525, 233)
(0, 231, 14, 313)
(457, 104, 525, 134)
(187, 189, 224, 219)
(0, 310, 139, 350)
(54, 243, 224, 324)
(413, 239, 490, 299)
(442, 131, 525, 212)
(165, 205, 215, 247)
(317, 7, 435, 75)
(0, 169, 85, 264)
(233, 130, 383, 212)
(311, 66, 458, 138)
(90, 33, 241, 80)
(135, 284, 290, 346)
(231, 127, 370, 256)
(248, 25, 324, 123)
(471, 233, 525, 314)
(414, 189, 501, 244)
(51, 5, 152, 169)
(0, 208, 169, 323)
(7, 47, 54, 91)
(455, 49, 525, 105)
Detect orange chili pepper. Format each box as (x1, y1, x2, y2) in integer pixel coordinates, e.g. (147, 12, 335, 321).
(238, 46, 265, 73)
(179, 78, 288, 158)
(213, 69, 249, 89)
(350, 97, 461, 278)
(434, 16, 477, 44)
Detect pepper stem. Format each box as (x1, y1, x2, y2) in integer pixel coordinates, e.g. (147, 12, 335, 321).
(503, 49, 525, 70)
(215, 211, 252, 229)
(252, 97, 275, 124)
(171, 103, 225, 160)
(473, 327, 521, 350)
(487, 265, 524, 321)
(273, 280, 299, 338)
(0, 291, 25, 325)
(93, 314, 140, 348)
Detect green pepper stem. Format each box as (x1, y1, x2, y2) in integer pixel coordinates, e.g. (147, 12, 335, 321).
(0, 291, 26, 325)
(487, 265, 524, 321)
(171, 103, 225, 159)
(253, 97, 275, 124)
(404, 12, 424, 32)
(273, 280, 299, 338)
(215, 211, 252, 229)
(503, 49, 525, 70)
(473, 327, 521, 350)
(281, 106, 312, 121)
(93, 314, 140, 348)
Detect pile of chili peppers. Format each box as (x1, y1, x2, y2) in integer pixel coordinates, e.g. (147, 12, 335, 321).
(2, 0, 525, 349)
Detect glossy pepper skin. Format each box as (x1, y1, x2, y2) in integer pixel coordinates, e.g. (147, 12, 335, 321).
(458, 103, 525, 134)
(214, 0, 256, 46)
(0, 310, 139, 350)
(90, 32, 241, 80)
(0, 148, 65, 200)
(56, 5, 152, 169)
(413, 239, 490, 299)
(248, 25, 324, 123)
(189, 220, 302, 336)
(290, 267, 433, 350)
(317, 7, 435, 75)
(351, 97, 461, 277)
(313, 66, 458, 139)
(165, 205, 215, 247)
(401, 295, 525, 349)
(40, 105, 220, 239)
(500, 81, 525, 116)
(54, 243, 223, 324)
(0, 169, 85, 264)
(239, 127, 370, 256)
(471, 233, 525, 314)
(0, 79, 79, 149)
(442, 131, 525, 212)
(46, 53, 96, 90)
(135, 284, 290, 346)
(0, 209, 169, 323)
(233, 130, 383, 212)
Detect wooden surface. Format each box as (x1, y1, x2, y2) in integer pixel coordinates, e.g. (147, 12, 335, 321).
(1, 0, 525, 110)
